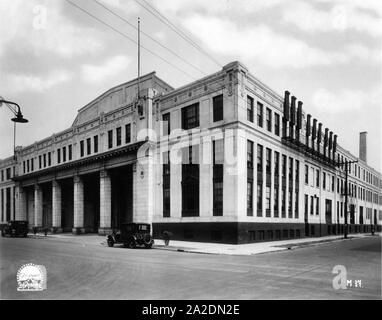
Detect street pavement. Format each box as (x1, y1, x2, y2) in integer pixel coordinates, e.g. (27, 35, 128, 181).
(0, 234, 380, 299)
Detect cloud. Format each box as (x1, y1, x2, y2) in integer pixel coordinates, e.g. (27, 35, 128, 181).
(282, 1, 382, 37)
(1, 70, 72, 94)
(182, 16, 380, 68)
(0, 0, 103, 59)
(152, 0, 282, 16)
(81, 55, 131, 83)
(312, 86, 381, 114)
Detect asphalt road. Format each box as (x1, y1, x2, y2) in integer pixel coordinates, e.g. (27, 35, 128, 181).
(0, 235, 380, 299)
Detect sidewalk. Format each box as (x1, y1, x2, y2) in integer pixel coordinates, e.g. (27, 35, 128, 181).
(27, 231, 380, 255)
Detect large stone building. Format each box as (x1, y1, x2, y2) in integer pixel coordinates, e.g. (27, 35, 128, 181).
(0, 61, 381, 243)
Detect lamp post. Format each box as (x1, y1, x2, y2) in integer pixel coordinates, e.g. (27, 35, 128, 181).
(0, 98, 29, 159)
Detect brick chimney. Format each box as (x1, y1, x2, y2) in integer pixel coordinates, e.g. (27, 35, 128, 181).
(359, 131, 367, 162)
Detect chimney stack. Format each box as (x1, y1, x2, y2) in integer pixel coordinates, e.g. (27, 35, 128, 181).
(359, 131, 367, 162)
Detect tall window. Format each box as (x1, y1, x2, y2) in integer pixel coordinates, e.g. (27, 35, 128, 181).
(57, 149, 61, 164)
(213, 139, 224, 216)
(274, 187, 279, 217)
(274, 152, 279, 177)
(247, 140, 254, 216)
(310, 196, 314, 215)
(213, 94, 223, 122)
(162, 113, 170, 136)
(266, 148, 271, 174)
(305, 165, 309, 184)
(274, 151, 280, 217)
(266, 108, 272, 132)
(116, 127, 122, 146)
(163, 151, 170, 217)
(295, 190, 299, 218)
(80, 140, 84, 157)
(316, 197, 319, 215)
(87, 138, 91, 155)
(257, 144, 263, 173)
(62, 146, 66, 162)
(93, 136, 98, 153)
(108, 130, 113, 149)
(125, 124, 131, 143)
(257, 102, 263, 127)
(295, 160, 299, 182)
(316, 169, 320, 187)
(247, 96, 254, 122)
(288, 157, 293, 181)
(181, 103, 199, 130)
(265, 186, 271, 217)
(304, 194, 308, 217)
(39, 155, 42, 169)
(323, 172, 326, 189)
(46, 153, 49, 167)
(274, 113, 280, 136)
(257, 183, 263, 216)
(182, 145, 199, 217)
(68, 145, 72, 160)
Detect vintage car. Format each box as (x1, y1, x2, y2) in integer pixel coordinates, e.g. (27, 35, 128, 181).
(1, 220, 29, 237)
(106, 223, 154, 249)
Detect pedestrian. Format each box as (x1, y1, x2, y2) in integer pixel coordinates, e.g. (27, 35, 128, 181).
(162, 230, 173, 246)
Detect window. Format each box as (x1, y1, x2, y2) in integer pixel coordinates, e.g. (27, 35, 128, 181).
(316, 197, 319, 215)
(80, 140, 85, 157)
(181, 103, 199, 130)
(265, 186, 271, 217)
(163, 151, 170, 217)
(85, 138, 90, 155)
(46, 153, 49, 167)
(281, 188, 286, 217)
(316, 169, 320, 187)
(30, 158, 34, 172)
(257, 144, 263, 173)
(274, 151, 280, 177)
(323, 172, 326, 189)
(116, 127, 122, 146)
(124, 124, 131, 144)
(57, 149, 61, 164)
(213, 140, 224, 216)
(295, 190, 299, 218)
(331, 175, 334, 192)
(288, 188, 293, 218)
(63, 146, 66, 162)
(266, 148, 271, 174)
(247, 96, 254, 122)
(310, 168, 314, 186)
(181, 145, 199, 217)
(305, 165, 309, 184)
(0, 170, 3, 181)
(295, 160, 299, 182)
(257, 183, 263, 216)
(213, 94, 223, 122)
(266, 108, 272, 132)
(288, 157, 293, 181)
(274, 187, 279, 217)
(6, 168, 11, 179)
(93, 136, 98, 153)
(282, 155, 287, 179)
(39, 155, 42, 169)
(304, 194, 308, 217)
(247, 181, 253, 215)
(27, 160, 29, 172)
(162, 113, 170, 136)
(68, 145, 73, 160)
(247, 140, 254, 169)
(108, 130, 113, 149)
(310, 196, 314, 215)
(274, 113, 280, 136)
(257, 102, 263, 127)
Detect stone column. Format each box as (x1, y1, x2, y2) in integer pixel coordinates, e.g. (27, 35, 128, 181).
(34, 184, 43, 229)
(10, 187, 14, 220)
(52, 180, 62, 233)
(99, 170, 112, 235)
(15, 184, 27, 220)
(73, 175, 85, 234)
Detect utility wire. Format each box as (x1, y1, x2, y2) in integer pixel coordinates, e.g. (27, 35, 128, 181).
(133, 0, 223, 68)
(92, 0, 207, 76)
(65, 0, 197, 80)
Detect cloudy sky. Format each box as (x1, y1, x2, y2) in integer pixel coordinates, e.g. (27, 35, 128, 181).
(0, 0, 381, 170)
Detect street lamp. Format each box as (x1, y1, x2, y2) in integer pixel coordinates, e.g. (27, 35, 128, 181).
(0, 97, 29, 158)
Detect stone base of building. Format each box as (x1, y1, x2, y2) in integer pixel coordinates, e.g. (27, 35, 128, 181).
(152, 222, 382, 244)
(98, 227, 113, 235)
(72, 227, 86, 235)
(51, 227, 63, 233)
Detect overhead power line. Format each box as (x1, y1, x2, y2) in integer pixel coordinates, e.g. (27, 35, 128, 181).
(133, 0, 223, 68)
(92, 0, 207, 76)
(65, 0, 197, 80)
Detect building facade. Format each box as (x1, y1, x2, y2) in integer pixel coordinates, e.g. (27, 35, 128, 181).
(0, 61, 381, 243)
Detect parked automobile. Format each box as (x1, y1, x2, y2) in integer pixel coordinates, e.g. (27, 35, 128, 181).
(1, 220, 29, 237)
(106, 223, 154, 249)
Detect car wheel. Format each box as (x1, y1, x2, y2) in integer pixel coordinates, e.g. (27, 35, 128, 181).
(144, 243, 152, 249)
(107, 238, 115, 247)
(128, 240, 136, 249)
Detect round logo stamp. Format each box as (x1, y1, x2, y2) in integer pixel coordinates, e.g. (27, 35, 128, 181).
(17, 263, 47, 291)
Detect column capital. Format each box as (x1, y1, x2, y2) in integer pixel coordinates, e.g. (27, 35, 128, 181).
(100, 170, 110, 179)
(52, 180, 60, 188)
(73, 175, 82, 184)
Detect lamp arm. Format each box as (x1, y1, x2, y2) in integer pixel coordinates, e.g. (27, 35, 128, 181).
(0, 99, 20, 115)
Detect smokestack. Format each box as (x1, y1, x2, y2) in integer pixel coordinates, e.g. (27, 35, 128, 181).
(359, 131, 367, 162)
(306, 114, 311, 146)
(290, 96, 296, 125)
(324, 128, 329, 156)
(317, 123, 322, 153)
(297, 101, 302, 129)
(312, 119, 317, 140)
(283, 91, 290, 121)
(333, 134, 337, 160)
